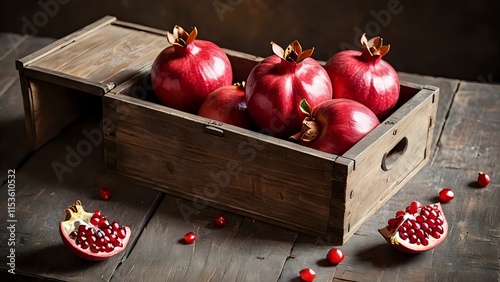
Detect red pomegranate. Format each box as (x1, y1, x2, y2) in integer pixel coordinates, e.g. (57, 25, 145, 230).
(151, 25, 233, 113)
(198, 82, 256, 130)
(245, 40, 332, 138)
(291, 99, 379, 155)
(59, 200, 131, 261)
(324, 34, 400, 120)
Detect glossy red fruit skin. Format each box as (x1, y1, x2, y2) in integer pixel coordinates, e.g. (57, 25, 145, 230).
(299, 268, 316, 282)
(99, 187, 111, 201)
(477, 172, 490, 187)
(245, 49, 332, 139)
(438, 188, 454, 203)
(184, 232, 196, 244)
(198, 85, 256, 130)
(214, 215, 227, 228)
(151, 38, 232, 114)
(324, 46, 399, 120)
(59, 201, 131, 261)
(294, 99, 380, 155)
(327, 248, 345, 265)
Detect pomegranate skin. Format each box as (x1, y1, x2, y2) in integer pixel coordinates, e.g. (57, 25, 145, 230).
(295, 99, 379, 155)
(151, 39, 232, 114)
(198, 85, 256, 130)
(324, 46, 400, 120)
(245, 53, 332, 139)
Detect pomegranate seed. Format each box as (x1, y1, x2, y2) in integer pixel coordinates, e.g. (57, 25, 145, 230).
(432, 231, 441, 239)
(299, 268, 316, 282)
(108, 234, 117, 242)
(436, 218, 443, 225)
(421, 222, 429, 231)
(184, 232, 196, 244)
(90, 244, 100, 253)
(87, 235, 96, 245)
(398, 232, 408, 240)
(104, 227, 114, 236)
(93, 210, 102, 218)
(78, 225, 87, 233)
(409, 235, 418, 244)
(85, 228, 95, 237)
(477, 172, 490, 187)
(326, 248, 345, 265)
(398, 225, 406, 233)
(407, 202, 420, 214)
(416, 229, 425, 239)
(428, 210, 438, 220)
(96, 237, 106, 247)
(111, 221, 121, 231)
(421, 238, 429, 246)
(439, 188, 454, 203)
(434, 225, 444, 234)
(416, 215, 424, 223)
(214, 215, 227, 228)
(99, 220, 110, 229)
(117, 227, 127, 239)
(395, 210, 406, 217)
(112, 240, 123, 248)
(105, 242, 115, 252)
(80, 240, 90, 249)
(90, 217, 100, 226)
(99, 187, 112, 200)
(77, 236, 86, 245)
(69, 231, 78, 238)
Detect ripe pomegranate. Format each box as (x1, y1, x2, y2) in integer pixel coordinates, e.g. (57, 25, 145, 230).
(151, 25, 232, 113)
(290, 99, 379, 155)
(379, 201, 448, 253)
(59, 200, 130, 261)
(198, 82, 256, 130)
(324, 34, 400, 120)
(245, 40, 332, 138)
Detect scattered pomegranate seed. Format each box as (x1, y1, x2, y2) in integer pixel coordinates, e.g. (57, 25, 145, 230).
(438, 188, 454, 203)
(299, 268, 316, 282)
(326, 248, 345, 265)
(99, 187, 112, 200)
(477, 172, 490, 187)
(184, 232, 196, 244)
(214, 215, 227, 227)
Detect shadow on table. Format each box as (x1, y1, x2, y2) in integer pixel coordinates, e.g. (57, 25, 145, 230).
(355, 243, 421, 267)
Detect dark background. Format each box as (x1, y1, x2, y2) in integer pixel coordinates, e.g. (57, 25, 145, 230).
(1, 0, 498, 83)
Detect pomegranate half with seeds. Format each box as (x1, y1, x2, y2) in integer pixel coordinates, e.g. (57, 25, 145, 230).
(59, 200, 131, 261)
(379, 201, 448, 253)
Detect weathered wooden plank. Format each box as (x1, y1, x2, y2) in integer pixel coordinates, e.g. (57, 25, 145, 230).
(398, 72, 460, 156)
(432, 81, 500, 172)
(0, 116, 161, 282)
(112, 195, 298, 282)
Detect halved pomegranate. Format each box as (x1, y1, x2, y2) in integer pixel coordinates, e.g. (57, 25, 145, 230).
(59, 200, 131, 261)
(378, 201, 448, 253)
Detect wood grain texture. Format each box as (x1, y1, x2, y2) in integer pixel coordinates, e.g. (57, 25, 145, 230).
(0, 116, 161, 281)
(112, 195, 298, 282)
(432, 81, 500, 172)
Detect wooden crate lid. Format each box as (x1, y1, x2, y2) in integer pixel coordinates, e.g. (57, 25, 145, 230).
(16, 16, 168, 96)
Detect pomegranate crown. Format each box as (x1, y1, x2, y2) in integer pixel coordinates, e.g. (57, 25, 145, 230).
(271, 40, 314, 64)
(167, 25, 198, 47)
(361, 33, 390, 56)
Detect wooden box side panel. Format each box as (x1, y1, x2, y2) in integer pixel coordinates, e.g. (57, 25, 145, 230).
(103, 93, 335, 237)
(337, 87, 438, 242)
(21, 77, 89, 149)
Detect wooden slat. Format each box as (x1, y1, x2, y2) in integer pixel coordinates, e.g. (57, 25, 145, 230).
(112, 195, 298, 281)
(0, 116, 161, 281)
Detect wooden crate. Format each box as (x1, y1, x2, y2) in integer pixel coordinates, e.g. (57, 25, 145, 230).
(17, 16, 439, 244)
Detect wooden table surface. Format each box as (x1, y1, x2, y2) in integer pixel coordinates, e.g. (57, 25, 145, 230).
(0, 33, 498, 282)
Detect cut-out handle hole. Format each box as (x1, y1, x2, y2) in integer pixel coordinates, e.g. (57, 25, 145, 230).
(381, 137, 408, 171)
